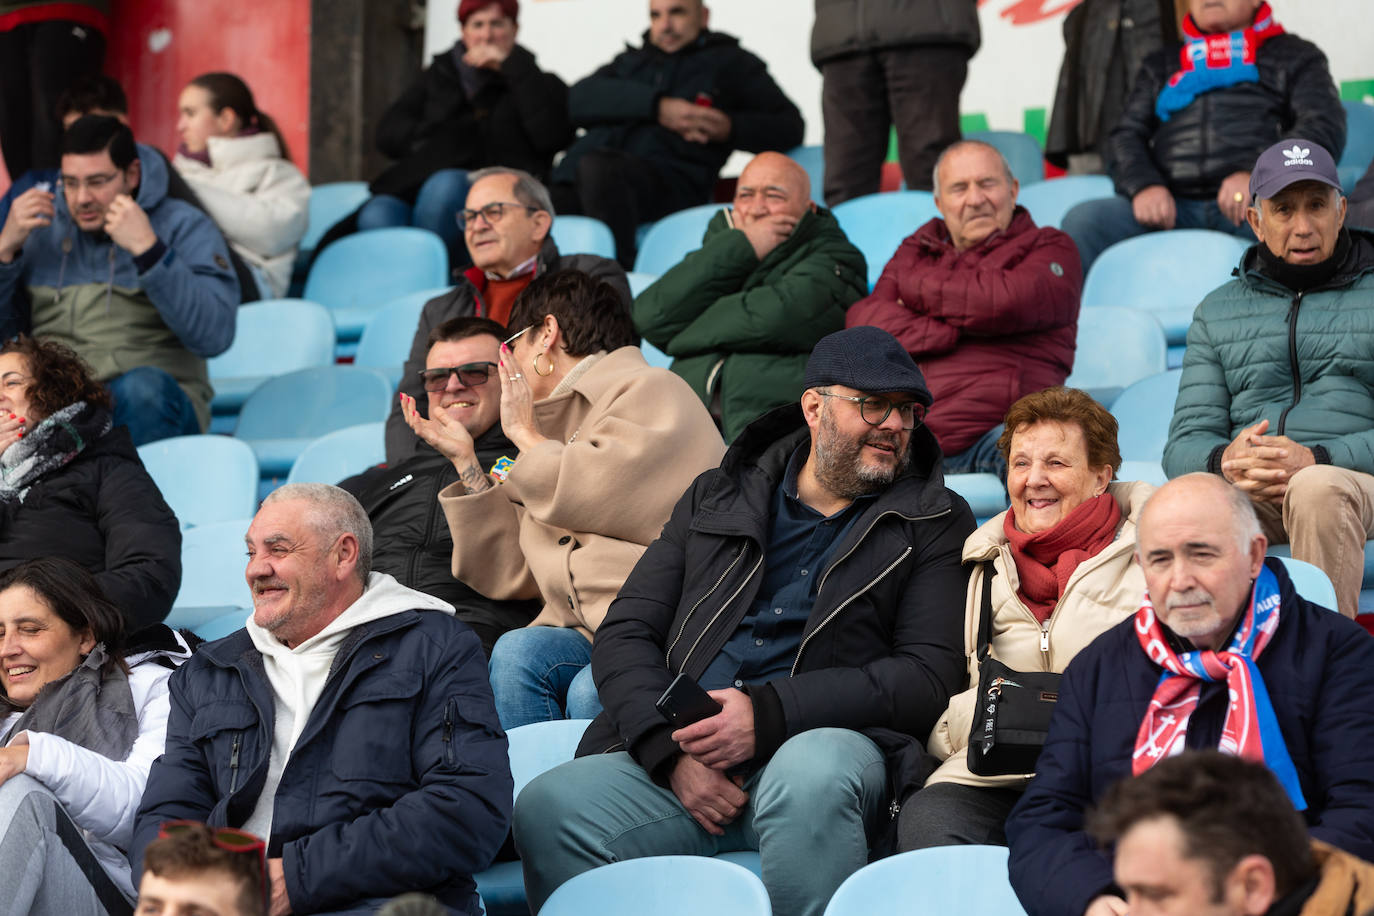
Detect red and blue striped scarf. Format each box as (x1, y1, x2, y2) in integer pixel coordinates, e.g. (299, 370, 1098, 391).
(1132, 564, 1307, 809)
(1155, 2, 1285, 122)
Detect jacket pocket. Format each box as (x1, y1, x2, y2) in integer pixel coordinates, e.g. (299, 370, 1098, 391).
(331, 672, 423, 784)
(189, 700, 259, 794)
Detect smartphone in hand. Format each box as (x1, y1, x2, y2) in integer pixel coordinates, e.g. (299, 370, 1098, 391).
(655, 673, 722, 728)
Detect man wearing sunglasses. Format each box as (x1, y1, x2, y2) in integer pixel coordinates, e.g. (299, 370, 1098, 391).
(385, 165, 629, 464)
(516, 325, 974, 916)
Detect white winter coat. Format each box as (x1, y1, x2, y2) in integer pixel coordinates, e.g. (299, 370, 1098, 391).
(174, 132, 310, 298)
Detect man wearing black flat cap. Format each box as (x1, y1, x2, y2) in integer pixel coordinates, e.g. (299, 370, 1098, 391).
(514, 325, 975, 916)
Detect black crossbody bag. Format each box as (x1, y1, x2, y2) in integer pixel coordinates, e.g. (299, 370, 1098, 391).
(965, 564, 1062, 776)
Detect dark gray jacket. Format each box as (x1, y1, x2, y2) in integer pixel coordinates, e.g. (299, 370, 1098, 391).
(811, 0, 981, 65)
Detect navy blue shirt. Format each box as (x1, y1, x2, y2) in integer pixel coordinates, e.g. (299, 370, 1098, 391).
(699, 446, 874, 691)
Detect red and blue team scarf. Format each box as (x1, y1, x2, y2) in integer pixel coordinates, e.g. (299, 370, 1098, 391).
(1132, 564, 1307, 809)
(1155, 2, 1285, 122)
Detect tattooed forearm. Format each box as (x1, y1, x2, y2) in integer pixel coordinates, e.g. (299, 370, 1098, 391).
(459, 460, 494, 493)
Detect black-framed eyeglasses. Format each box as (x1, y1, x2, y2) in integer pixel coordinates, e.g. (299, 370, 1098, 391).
(418, 361, 498, 392)
(457, 201, 539, 230)
(818, 391, 926, 429)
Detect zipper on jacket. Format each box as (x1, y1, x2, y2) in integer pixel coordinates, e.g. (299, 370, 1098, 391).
(442, 699, 456, 767)
(665, 544, 747, 664)
(1276, 291, 1304, 436)
(228, 733, 242, 794)
(705, 358, 727, 398)
(1040, 625, 1050, 655)
(679, 550, 765, 672)
(792, 545, 912, 676)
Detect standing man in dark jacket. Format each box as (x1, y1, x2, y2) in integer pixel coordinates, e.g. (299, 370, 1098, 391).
(847, 140, 1082, 477)
(1006, 473, 1374, 916)
(131, 483, 512, 916)
(385, 167, 629, 463)
(515, 326, 974, 916)
(1062, 0, 1345, 270)
(810, 0, 980, 204)
(346, 315, 539, 655)
(633, 151, 867, 441)
(550, 0, 804, 268)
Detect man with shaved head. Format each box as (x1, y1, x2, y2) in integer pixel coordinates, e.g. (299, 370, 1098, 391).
(1004, 472, 1374, 916)
(634, 151, 866, 440)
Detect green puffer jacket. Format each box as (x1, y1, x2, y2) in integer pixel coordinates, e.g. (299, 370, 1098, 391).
(1164, 229, 1374, 478)
(632, 207, 866, 441)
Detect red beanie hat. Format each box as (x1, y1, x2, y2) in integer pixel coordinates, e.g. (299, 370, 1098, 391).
(458, 0, 518, 24)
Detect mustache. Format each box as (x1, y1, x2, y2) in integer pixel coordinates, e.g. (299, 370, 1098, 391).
(1166, 588, 1213, 610)
(252, 578, 288, 595)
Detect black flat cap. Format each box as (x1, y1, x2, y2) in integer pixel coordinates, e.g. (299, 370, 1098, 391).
(803, 326, 932, 406)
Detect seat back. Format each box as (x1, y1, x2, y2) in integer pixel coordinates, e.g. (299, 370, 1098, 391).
(286, 423, 386, 485)
(1082, 230, 1248, 346)
(236, 365, 394, 440)
(832, 191, 940, 290)
(1110, 369, 1184, 463)
(1064, 307, 1168, 406)
(303, 228, 450, 339)
(627, 271, 659, 298)
(966, 130, 1044, 185)
(170, 517, 256, 617)
(208, 300, 336, 409)
(634, 204, 722, 275)
(1340, 101, 1374, 173)
(945, 473, 1009, 520)
(138, 435, 259, 529)
(506, 719, 593, 800)
(1275, 556, 1339, 611)
(1016, 175, 1116, 229)
(786, 144, 825, 204)
(541, 856, 771, 916)
(301, 181, 371, 253)
(550, 215, 616, 259)
(823, 845, 1026, 916)
(354, 287, 452, 386)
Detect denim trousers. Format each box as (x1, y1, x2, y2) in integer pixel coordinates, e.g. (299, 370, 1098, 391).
(107, 366, 200, 447)
(487, 626, 602, 730)
(514, 728, 888, 916)
(1061, 193, 1256, 272)
(357, 169, 470, 249)
(942, 424, 1007, 480)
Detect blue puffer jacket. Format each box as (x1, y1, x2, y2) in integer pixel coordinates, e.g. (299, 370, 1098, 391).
(1006, 558, 1374, 916)
(130, 603, 512, 915)
(1164, 229, 1374, 478)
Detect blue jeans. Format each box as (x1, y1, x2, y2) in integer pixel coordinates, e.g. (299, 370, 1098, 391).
(488, 626, 602, 729)
(514, 728, 888, 916)
(107, 366, 200, 446)
(357, 168, 470, 249)
(943, 424, 1006, 479)
(1062, 193, 1256, 272)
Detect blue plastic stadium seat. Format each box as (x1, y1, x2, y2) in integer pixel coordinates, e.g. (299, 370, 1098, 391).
(824, 845, 1026, 916)
(633, 204, 722, 275)
(627, 271, 659, 298)
(1065, 307, 1168, 406)
(1082, 230, 1249, 348)
(832, 191, 940, 290)
(966, 130, 1044, 185)
(1109, 369, 1183, 464)
(1016, 175, 1116, 230)
(208, 300, 336, 416)
(1116, 459, 1167, 486)
(286, 423, 385, 486)
(946, 473, 1009, 520)
(166, 517, 256, 634)
(300, 181, 370, 254)
(138, 435, 259, 530)
(235, 366, 394, 478)
(1339, 101, 1374, 175)
(304, 227, 449, 342)
(541, 857, 771, 916)
(641, 341, 673, 370)
(193, 608, 251, 643)
(354, 288, 452, 387)
(786, 144, 825, 204)
(550, 215, 616, 259)
(1270, 556, 1339, 611)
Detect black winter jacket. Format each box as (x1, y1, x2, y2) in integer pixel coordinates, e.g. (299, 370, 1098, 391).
(131, 608, 512, 915)
(0, 415, 180, 632)
(810, 0, 981, 65)
(554, 30, 803, 203)
(1106, 33, 1345, 200)
(1006, 559, 1374, 916)
(371, 42, 571, 198)
(578, 403, 974, 802)
(384, 237, 631, 463)
(345, 430, 539, 656)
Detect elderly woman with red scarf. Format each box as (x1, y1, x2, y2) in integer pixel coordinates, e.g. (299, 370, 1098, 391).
(899, 386, 1155, 851)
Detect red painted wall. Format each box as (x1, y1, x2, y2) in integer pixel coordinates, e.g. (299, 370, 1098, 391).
(105, 0, 312, 175)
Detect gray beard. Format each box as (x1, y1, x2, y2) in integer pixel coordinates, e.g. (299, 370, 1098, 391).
(811, 406, 909, 501)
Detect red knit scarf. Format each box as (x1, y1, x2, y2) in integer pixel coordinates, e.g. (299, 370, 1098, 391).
(1003, 492, 1121, 623)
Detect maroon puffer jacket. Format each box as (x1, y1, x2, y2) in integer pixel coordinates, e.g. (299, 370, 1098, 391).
(846, 207, 1082, 455)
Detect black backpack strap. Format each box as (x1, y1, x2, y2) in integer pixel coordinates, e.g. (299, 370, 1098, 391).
(976, 562, 998, 663)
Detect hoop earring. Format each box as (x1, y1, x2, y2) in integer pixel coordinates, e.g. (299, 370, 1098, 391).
(533, 350, 554, 377)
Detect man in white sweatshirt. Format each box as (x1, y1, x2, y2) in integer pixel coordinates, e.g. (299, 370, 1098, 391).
(132, 483, 512, 916)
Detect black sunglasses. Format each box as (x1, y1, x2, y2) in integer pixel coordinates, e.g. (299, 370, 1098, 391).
(418, 361, 498, 392)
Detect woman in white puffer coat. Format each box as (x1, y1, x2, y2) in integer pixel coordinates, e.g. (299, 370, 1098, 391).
(173, 72, 309, 299)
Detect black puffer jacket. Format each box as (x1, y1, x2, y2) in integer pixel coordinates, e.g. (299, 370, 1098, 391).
(554, 30, 803, 202)
(578, 403, 974, 802)
(810, 0, 981, 64)
(1106, 33, 1345, 200)
(371, 42, 572, 198)
(344, 430, 539, 656)
(0, 410, 180, 632)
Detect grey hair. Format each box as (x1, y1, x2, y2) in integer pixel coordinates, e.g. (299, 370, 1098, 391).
(931, 140, 1015, 198)
(262, 483, 373, 583)
(468, 166, 556, 219)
